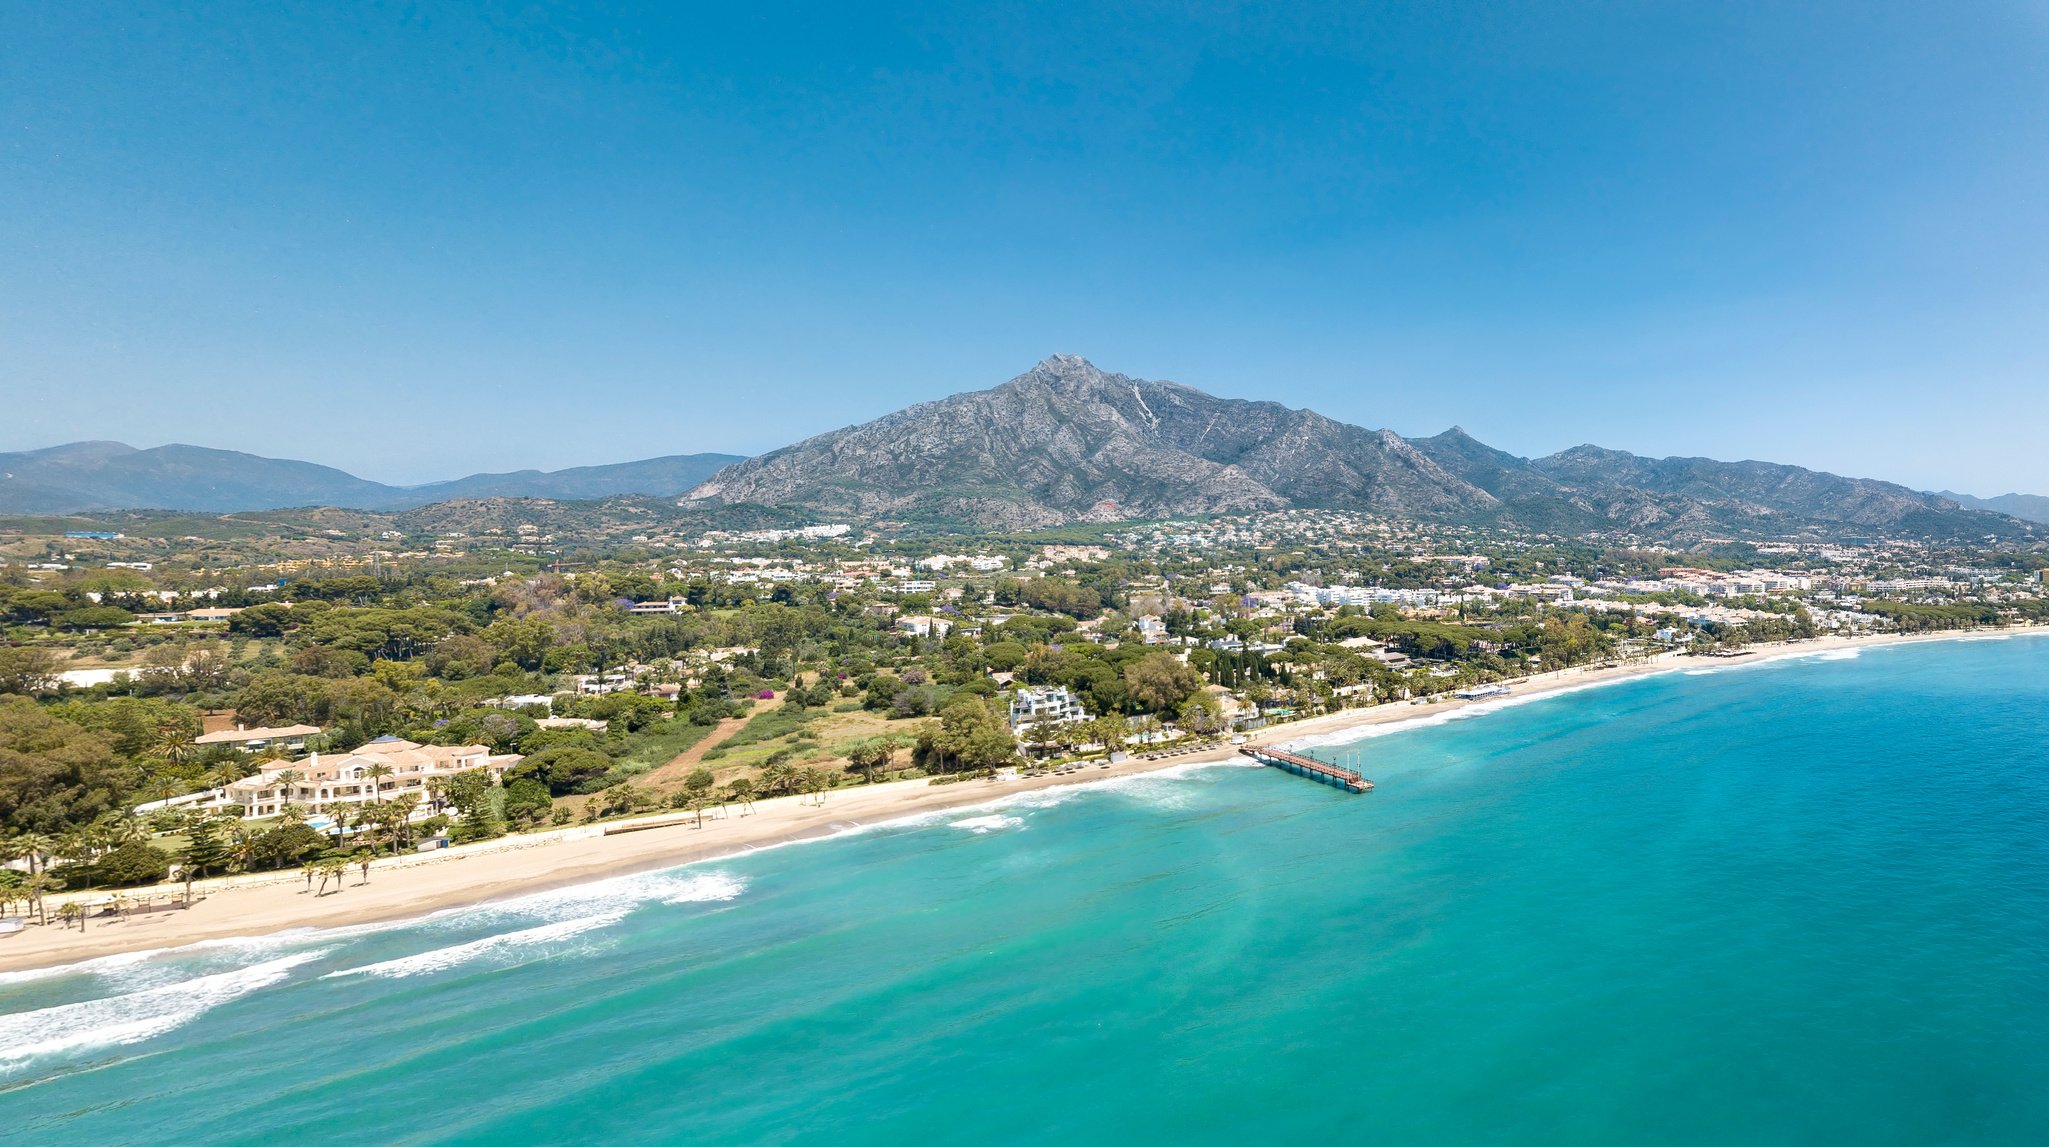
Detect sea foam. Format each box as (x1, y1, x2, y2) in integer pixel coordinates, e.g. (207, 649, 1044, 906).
(0, 951, 325, 1069)
(324, 912, 628, 980)
(949, 815, 1025, 834)
(0, 869, 748, 997)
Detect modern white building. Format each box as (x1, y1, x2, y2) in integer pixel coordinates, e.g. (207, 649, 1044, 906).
(1008, 686, 1089, 729)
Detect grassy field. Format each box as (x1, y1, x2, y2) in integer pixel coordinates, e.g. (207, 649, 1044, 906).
(614, 719, 722, 773)
(696, 703, 911, 775)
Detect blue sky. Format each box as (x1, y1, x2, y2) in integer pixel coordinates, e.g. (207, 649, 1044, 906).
(4, 2, 2046, 493)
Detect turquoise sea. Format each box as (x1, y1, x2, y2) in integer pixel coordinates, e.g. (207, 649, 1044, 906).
(4, 636, 2048, 1144)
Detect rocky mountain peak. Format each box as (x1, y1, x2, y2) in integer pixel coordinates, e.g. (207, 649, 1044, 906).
(681, 355, 2034, 541)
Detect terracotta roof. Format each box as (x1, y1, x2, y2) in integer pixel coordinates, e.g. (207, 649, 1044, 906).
(194, 724, 323, 745)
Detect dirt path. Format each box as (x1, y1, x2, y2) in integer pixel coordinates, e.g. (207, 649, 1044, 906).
(638, 692, 782, 791)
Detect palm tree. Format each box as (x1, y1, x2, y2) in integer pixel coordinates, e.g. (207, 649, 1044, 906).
(727, 778, 756, 815)
(315, 857, 349, 896)
(846, 739, 886, 785)
(56, 900, 84, 932)
(1134, 714, 1163, 747)
(758, 762, 794, 798)
(1090, 714, 1129, 760)
(388, 794, 421, 851)
(23, 873, 64, 926)
(353, 848, 374, 885)
(173, 864, 197, 905)
(803, 768, 834, 804)
(229, 823, 258, 873)
(363, 763, 394, 803)
(271, 768, 303, 809)
(56, 832, 95, 890)
(12, 832, 54, 876)
(279, 802, 308, 827)
(424, 776, 449, 814)
(328, 802, 359, 853)
(105, 816, 149, 848)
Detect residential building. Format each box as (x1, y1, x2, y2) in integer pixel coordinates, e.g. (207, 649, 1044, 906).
(897, 615, 953, 638)
(1009, 686, 1089, 729)
(198, 737, 521, 819)
(626, 597, 686, 614)
(193, 724, 324, 753)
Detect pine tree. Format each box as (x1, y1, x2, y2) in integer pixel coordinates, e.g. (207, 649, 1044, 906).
(180, 817, 233, 877)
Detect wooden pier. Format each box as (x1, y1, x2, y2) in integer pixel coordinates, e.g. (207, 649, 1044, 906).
(1239, 747, 1373, 794)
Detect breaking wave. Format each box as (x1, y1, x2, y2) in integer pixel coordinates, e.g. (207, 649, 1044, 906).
(462, 869, 745, 923)
(324, 913, 627, 980)
(949, 815, 1024, 834)
(0, 869, 747, 1000)
(0, 952, 325, 1069)
(0, 945, 175, 988)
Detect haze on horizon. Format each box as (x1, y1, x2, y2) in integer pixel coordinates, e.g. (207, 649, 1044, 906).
(4, 3, 2046, 495)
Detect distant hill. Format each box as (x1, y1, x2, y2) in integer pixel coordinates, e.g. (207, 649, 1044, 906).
(689, 355, 2035, 542)
(0, 442, 745, 513)
(1935, 490, 2049, 526)
(397, 455, 747, 507)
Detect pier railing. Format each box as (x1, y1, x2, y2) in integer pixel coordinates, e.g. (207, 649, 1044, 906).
(1239, 747, 1373, 794)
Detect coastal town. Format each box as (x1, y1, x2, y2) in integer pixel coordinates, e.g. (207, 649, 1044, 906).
(2, 505, 2045, 958)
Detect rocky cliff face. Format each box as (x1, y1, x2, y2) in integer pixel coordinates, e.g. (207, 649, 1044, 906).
(687, 355, 2034, 541)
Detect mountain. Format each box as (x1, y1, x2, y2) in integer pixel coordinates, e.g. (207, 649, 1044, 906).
(0, 442, 745, 513)
(687, 355, 1497, 529)
(397, 456, 746, 506)
(689, 355, 2036, 541)
(1935, 490, 2049, 526)
(0, 442, 397, 514)
(7, 357, 2029, 542)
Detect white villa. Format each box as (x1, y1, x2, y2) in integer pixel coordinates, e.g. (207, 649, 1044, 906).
(192, 737, 522, 819)
(896, 615, 953, 639)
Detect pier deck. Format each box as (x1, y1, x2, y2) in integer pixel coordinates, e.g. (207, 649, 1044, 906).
(1239, 747, 1373, 794)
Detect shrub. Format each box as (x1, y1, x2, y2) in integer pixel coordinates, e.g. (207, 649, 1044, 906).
(97, 840, 173, 887)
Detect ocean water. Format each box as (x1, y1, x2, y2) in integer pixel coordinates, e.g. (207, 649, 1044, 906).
(4, 636, 2048, 1144)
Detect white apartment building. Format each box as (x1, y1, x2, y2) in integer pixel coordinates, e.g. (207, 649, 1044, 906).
(1009, 686, 1089, 729)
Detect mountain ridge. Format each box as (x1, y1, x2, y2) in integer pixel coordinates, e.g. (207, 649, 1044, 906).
(0, 442, 746, 514)
(688, 355, 2034, 541)
(1936, 490, 2049, 526)
(5, 356, 2036, 542)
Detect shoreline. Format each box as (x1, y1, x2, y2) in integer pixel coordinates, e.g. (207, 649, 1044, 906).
(5, 623, 2043, 975)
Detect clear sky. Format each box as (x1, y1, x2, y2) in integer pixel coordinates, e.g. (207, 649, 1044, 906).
(4, 3, 2046, 494)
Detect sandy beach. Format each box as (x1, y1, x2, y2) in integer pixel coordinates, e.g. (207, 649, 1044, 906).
(5, 624, 2040, 974)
